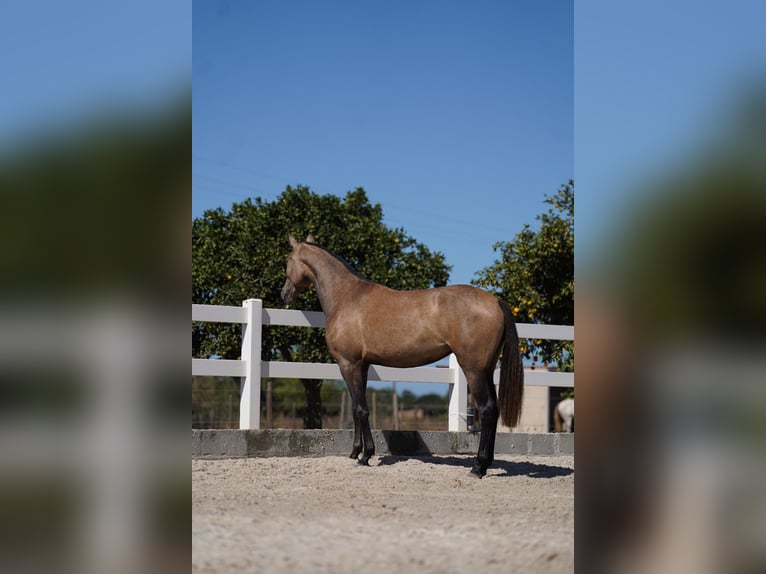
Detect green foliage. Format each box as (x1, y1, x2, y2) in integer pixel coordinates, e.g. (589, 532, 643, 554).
(268, 379, 308, 413)
(192, 185, 451, 363)
(319, 380, 347, 415)
(192, 377, 240, 428)
(0, 95, 189, 300)
(262, 383, 449, 419)
(473, 181, 574, 370)
(611, 159, 766, 340)
(399, 389, 418, 406)
(414, 392, 449, 415)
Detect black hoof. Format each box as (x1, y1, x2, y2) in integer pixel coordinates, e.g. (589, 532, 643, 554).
(349, 449, 361, 460)
(470, 466, 486, 478)
(357, 457, 370, 466)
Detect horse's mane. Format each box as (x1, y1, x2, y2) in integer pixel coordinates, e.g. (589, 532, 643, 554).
(305, 243, 370, 282)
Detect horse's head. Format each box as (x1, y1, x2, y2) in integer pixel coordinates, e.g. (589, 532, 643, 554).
(281, 233, 316, 305)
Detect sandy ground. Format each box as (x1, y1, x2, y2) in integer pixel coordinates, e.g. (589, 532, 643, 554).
(193, 454, 574, 574)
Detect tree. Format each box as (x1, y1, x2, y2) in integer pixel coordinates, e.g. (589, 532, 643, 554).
(473, 180, 574, 371)
(192, 185, 451, 427)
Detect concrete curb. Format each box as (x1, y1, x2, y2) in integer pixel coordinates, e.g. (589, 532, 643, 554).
(192, 429, 574, 459)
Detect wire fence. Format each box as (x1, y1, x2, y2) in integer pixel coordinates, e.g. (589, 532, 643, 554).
(192, 378, 450, 431)
(192, 377, 574, 433)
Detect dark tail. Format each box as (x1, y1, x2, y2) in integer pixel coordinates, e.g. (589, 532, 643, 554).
(498, 300, 524, 428)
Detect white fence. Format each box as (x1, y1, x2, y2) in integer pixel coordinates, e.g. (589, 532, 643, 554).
(192, 299, 574, 431)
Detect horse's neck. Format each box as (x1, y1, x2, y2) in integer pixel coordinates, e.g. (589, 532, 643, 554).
(303, 249, 363, 317)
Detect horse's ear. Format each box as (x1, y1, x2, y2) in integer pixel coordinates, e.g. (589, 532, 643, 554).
(287, 233, 299, 250)
(305, 233, 316, 244)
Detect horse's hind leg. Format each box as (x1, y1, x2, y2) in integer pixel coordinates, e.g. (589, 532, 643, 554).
(467, 369, 499, 478)
(339, 361, 375, 465)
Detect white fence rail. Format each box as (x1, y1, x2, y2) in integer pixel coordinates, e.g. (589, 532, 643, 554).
(192, 299, 574, 431)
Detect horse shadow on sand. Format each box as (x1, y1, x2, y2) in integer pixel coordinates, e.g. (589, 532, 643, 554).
(372, 431, 572, 479)
(375, 454, 573, 478)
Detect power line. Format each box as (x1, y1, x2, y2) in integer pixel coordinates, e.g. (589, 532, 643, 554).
(192, 182, 250, 198)
(193, 154, 285, 182)
(193, 173, 268, 194)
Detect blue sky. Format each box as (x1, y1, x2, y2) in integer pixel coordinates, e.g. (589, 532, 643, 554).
(0, 1, 189, 150)
(193, 0, 573, 286)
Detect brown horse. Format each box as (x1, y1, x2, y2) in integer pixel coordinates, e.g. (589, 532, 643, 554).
(281, 233, 524, 477)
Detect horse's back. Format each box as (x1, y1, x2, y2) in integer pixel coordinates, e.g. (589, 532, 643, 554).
(334, 283, 504, 370)
(429, 284, 505, 331)
(362, 283, 501, 326)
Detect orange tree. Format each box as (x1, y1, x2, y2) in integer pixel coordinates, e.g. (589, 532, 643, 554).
(472, 180, 573, 371)
(193, 185, 450, 427)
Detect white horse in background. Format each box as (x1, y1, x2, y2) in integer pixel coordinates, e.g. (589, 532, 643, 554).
(554, 397, 574, 432)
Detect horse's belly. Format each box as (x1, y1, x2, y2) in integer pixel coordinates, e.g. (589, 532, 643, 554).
(365, 342, 451, 369)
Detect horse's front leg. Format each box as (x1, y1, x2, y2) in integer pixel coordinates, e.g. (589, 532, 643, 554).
(340, 361, 374, 465)
(354, 393, 375, 466)
(349, 399, 362, 460)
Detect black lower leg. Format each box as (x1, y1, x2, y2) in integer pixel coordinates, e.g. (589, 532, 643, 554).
(349, 397, 362, 459)
(471, 402, 499, 478)
(350, 438, 362, 460)
(355, 403, 375, 465)
(340, 363, 372, 464)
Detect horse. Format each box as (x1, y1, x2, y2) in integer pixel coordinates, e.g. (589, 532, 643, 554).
(281, 233, 524, 477)
(553, 397, 574, 433)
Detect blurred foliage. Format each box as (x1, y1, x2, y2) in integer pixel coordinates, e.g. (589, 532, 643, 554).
(192, 185, 451, 362)
(610, 92, 766, 341)
(473, 181, 574, 370)
(0, 95, 190, 303)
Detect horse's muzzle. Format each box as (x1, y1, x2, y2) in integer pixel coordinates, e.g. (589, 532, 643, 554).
(281, 279, 296, 305)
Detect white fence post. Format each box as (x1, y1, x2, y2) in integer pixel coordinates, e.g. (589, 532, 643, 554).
(240, 299, 262, 429)
(448, 353, 468, 431)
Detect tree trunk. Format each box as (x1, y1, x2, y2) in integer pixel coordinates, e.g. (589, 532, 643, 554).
(302, 379, 323, 429)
